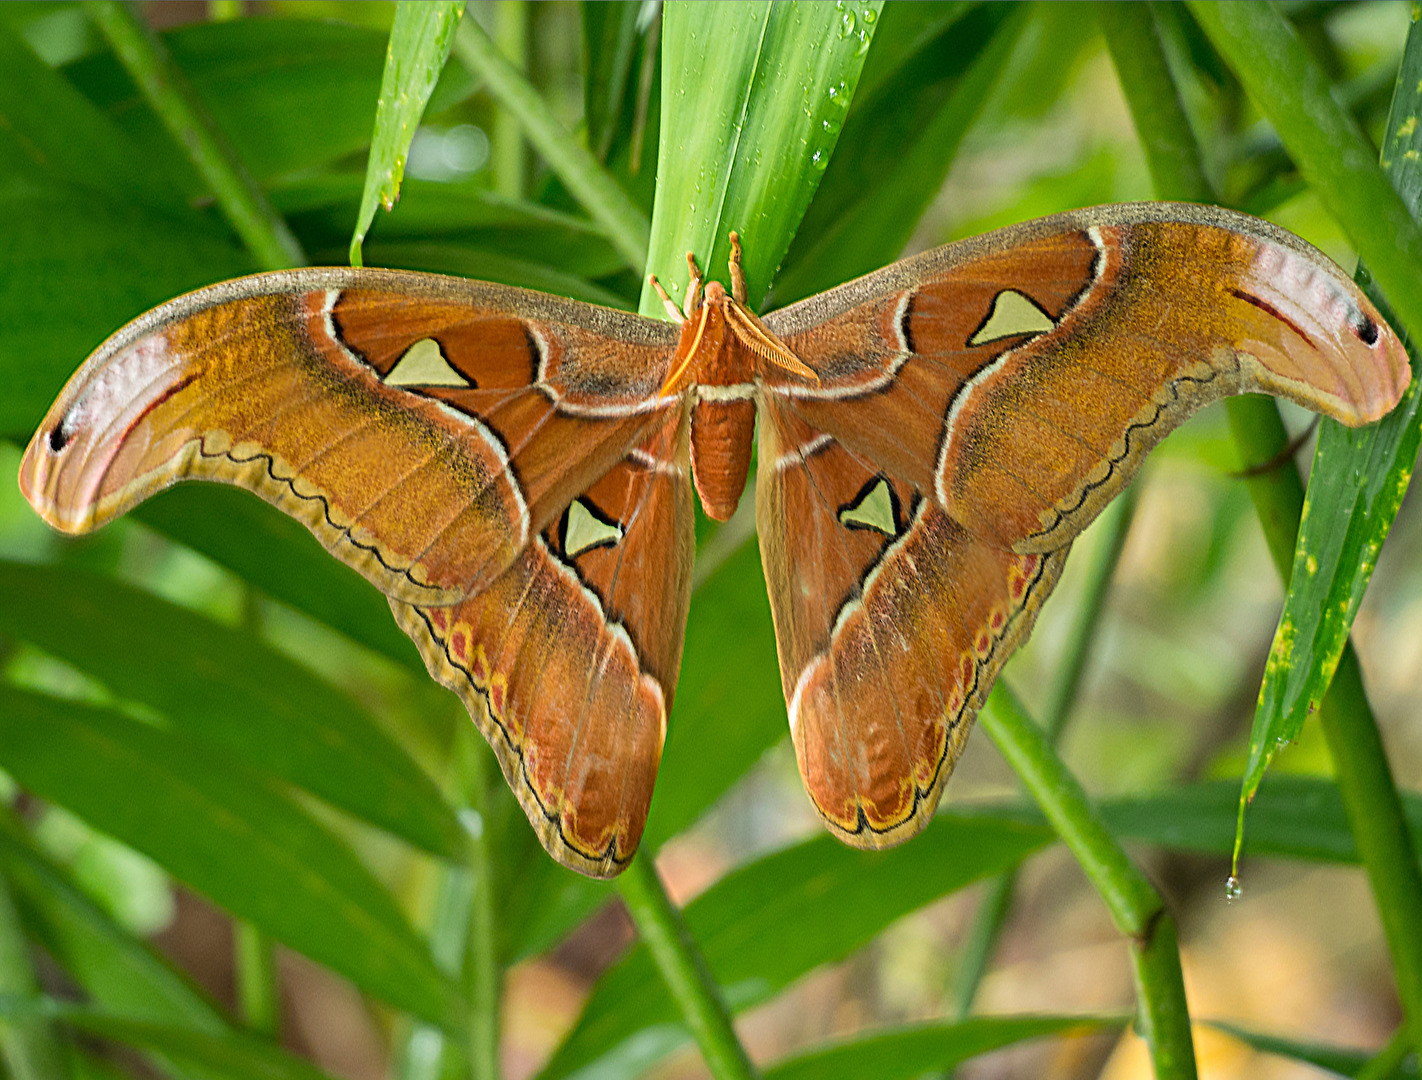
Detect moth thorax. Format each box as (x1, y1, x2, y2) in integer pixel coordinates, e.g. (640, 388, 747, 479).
(690, 396, 755, 521)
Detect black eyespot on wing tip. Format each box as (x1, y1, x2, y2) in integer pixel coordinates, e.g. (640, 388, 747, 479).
(1355, 314, 1380, 347)
(47, 424, 71, 454)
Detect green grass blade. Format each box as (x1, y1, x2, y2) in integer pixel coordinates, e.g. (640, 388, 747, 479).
(0, 561, 465, 860)
(0, 688, 459, 1029)
(452, 14, 650, 269)
(640, 0, 882, 314)
(1251, 11, 1422, 803)
(764, 1015, 1126, 1080)
(1207, 1020, 1418, 1079)
(349, 0, 464, 266)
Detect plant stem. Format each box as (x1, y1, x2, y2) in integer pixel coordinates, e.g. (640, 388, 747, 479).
(1318, 650, 1422, 1055)
(488, 1, 527, 200)
(462, 734, 500, 1080)
(1097, 2, 1210, 205)
(980, 689, 1156, 939)
(617, 854, 759, 1080)
(453, 16, 650, 269)
(950, 487, 1139, 1017)
(1354, 1022, 1413, 1080)
(979, 687, 1195, 1077)
(0, 870, 66, 1080)
(234, 922, 279, 1036)
(87, 0, 304, 271)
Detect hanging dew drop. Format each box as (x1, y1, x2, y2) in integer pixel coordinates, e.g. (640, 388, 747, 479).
(1224, 875, 1243, 902)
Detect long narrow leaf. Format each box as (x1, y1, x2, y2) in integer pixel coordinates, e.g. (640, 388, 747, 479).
(765, 1015, 1126, 1080)
(0, 561, 464, 860)
(350, 0, 464, 265)
(1208, 1020, 1419, 1079)
(0, 808, 225, 1031)
(131, 487, 422, 671)
(0, 688, 459, 1029)
(772, 3, 1024, 304)
(0, 1000, 338, 1080)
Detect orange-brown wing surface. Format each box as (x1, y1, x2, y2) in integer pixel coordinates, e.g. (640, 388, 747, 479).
(20, 268, 679, 605)
(392, 408, 695, 876)
(755, 400, 1066, 846)
(762, 202, 1409, 554)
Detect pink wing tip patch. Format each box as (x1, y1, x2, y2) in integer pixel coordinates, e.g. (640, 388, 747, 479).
(20, 330, 192, 531)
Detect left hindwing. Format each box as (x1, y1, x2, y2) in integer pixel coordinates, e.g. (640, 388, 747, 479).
(391, 406, 694, 879)
(755, 398, 1065, 847)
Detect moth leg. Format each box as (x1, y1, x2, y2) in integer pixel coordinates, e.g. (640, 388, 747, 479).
(684, 252, 704, 316)
(648, 273, 685, 324)
(728, 231, 747, 304)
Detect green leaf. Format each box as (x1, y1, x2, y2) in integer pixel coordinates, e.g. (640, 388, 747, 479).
(131, 486, 422, 671)
(63, 19, 450, 190)
(1098, 777, 1422, 865)
(0, 24, 250, 440)
(646, 542, 784, 848)
(0, 186, 250, 441)
(764, 1014, 1126, 1080)
(356, 242, 632, 307)
(581, 1, 644, 164)
(641, 0, 883, 314)
(1207, 1020, 1419, 1079)
(771, 2, 1024, 304)
(350, 1, 465, 266)
(0, 23, 171, 205)
(1249, 9, 1422, 806)
(0, 808, 225, 1031)
(0, 687, 459, 1029)
(0, 560, 465, 860)
(0, 999, 340, 1080)
(538, 810, 1050, 1080)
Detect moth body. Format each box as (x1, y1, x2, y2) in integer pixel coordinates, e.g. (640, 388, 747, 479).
(653, 238, 818, 521)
